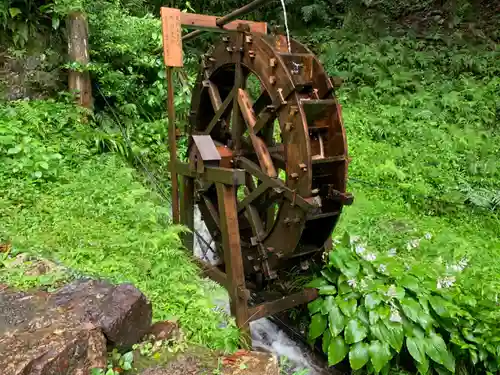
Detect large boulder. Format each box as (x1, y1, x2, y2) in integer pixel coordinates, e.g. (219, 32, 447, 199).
(0, 279, 152, 375)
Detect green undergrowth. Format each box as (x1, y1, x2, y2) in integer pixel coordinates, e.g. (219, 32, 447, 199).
(301, 26, 499, 374)
(0, 99, 239, 352)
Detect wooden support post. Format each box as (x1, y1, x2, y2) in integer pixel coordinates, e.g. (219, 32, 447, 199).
(167, 67, 180, 224)
(67, 11, 92, 109)
(216, 182, 250, 342)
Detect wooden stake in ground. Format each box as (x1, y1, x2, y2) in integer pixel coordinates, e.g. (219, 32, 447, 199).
(67, 12, 92, 109)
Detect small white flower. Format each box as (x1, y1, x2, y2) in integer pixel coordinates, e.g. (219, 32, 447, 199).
(333, 238, 341, 245)
(355, 244, 366, 255)
(386, 285, 398, 298)
(406, 238, 420, 250)
(437, 276, 456, 289)
(363, 252, 377, 262)
(359, 278, 368, 290)
(424, 232, 432, 240)
(347, 279, 357, 288)
(378, 264, 387, 273)
(390, 309, 402, 323)
(350, 235, 360, 245)
(446, 256, 469, 273)
(387, 248, 397, 257)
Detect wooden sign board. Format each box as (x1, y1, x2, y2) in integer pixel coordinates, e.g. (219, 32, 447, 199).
(161, 7, 183, 67)
(160, 7, 268, 67)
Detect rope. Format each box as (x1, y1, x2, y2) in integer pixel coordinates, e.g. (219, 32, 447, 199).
(278, 0, 291, 52)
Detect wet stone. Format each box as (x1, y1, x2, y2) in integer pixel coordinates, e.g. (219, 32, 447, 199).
(0, 279, 152, 375)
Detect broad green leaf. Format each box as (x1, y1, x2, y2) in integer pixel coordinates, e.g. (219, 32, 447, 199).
(428, 295, 452, 317)
(406, 336, 426, 364)
(337, 297, 357, 317)
(345, 319, 368, 344)
(7, 145, 21, 154)
(415, 357, 430, 374)
(39, 161, 49, 170)
(341, 231, 351, 247)
(369, 310, 379, 325)
(322, 295, 335, 315)
(399, 275, 420, 292)
(425, 332, 455, 372)
(400, 298, 423, 323)
(319, 285, 337, 295)
(349, 342, 369, 370)
(365, 293, 382, 309)
(322, 329, 332, 354)
(370, 321, 389, 344)
(368, 340, 393, 373)
(383, 321, 404, 352)
(308, 297, 324, 315)
(328, 302, 346, 337)
(309, 313, 327, 340)
(328, 336, 348, 366)
(357, 306, 369, 326)
(321, 268, 338, 284)
(9, 8, 22, 17)
(306, 277, 329, 289)
(342, 259, 360, 278)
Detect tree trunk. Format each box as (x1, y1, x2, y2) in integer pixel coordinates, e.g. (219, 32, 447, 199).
(67, 11, 92, 109)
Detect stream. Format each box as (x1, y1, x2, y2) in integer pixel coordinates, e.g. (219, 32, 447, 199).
(193, 206, 332, 375)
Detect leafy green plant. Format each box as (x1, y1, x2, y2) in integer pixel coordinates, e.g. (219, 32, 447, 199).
(307, 232, 500, 374)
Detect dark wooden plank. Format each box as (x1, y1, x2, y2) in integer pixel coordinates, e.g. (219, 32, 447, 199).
(236, 157, 312, 211)
(204, 87, 235, 135)
(237, 88, 277, 178)
(173, 161, 246, 185)
(248, 288, 318, 322)
(216, 183, 250, 335)
(237, 181, 270, 213)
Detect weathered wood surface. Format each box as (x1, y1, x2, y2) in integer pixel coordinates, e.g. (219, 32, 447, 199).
(67, 11, 92, 108)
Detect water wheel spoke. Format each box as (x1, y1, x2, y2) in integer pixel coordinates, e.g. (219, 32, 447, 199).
(237, 181, 270, 213)
(237, 88, 277, 178)
(203, 86, 235, 135)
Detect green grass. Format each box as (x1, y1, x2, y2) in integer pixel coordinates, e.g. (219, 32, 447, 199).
(0, 100, 239, 352)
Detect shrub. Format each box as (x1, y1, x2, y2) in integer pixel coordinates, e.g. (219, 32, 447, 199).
(307, 232, 500, 374)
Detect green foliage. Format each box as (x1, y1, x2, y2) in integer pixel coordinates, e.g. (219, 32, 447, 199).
(317, 30, 499, 215)
(0, 98, 92, 182)
(0, 99, 240, 352)
(308, 233, 500, 374)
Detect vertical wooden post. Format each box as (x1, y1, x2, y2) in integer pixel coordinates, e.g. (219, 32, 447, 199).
(161, 7, 183, 224)
(216, 182, 250, 341)
(67, 11, 92, 109)
(167, 67, 180, 224)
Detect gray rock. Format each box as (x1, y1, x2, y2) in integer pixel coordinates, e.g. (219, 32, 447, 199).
(0, 279, 153, 375)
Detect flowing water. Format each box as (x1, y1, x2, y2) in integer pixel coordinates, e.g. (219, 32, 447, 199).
(194, 206, 330, 375)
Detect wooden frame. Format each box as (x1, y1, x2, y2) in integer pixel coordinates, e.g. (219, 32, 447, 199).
(160, 7, 268, 68)
(160, 3, 322, 337)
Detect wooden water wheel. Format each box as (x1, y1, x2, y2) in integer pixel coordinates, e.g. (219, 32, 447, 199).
(161, 3, 353, 333)
(188, 29, 352, 281)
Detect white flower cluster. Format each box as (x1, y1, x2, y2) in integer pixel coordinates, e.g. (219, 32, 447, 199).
(406, 238, 420, 250)
(446, 256, 469, 273)
(437, 275, 456, 289)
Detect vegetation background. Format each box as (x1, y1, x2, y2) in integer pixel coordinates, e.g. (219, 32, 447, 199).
(0, 0, 498, 374)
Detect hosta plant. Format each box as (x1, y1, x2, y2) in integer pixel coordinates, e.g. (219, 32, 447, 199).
(307, 232, 500, 374)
